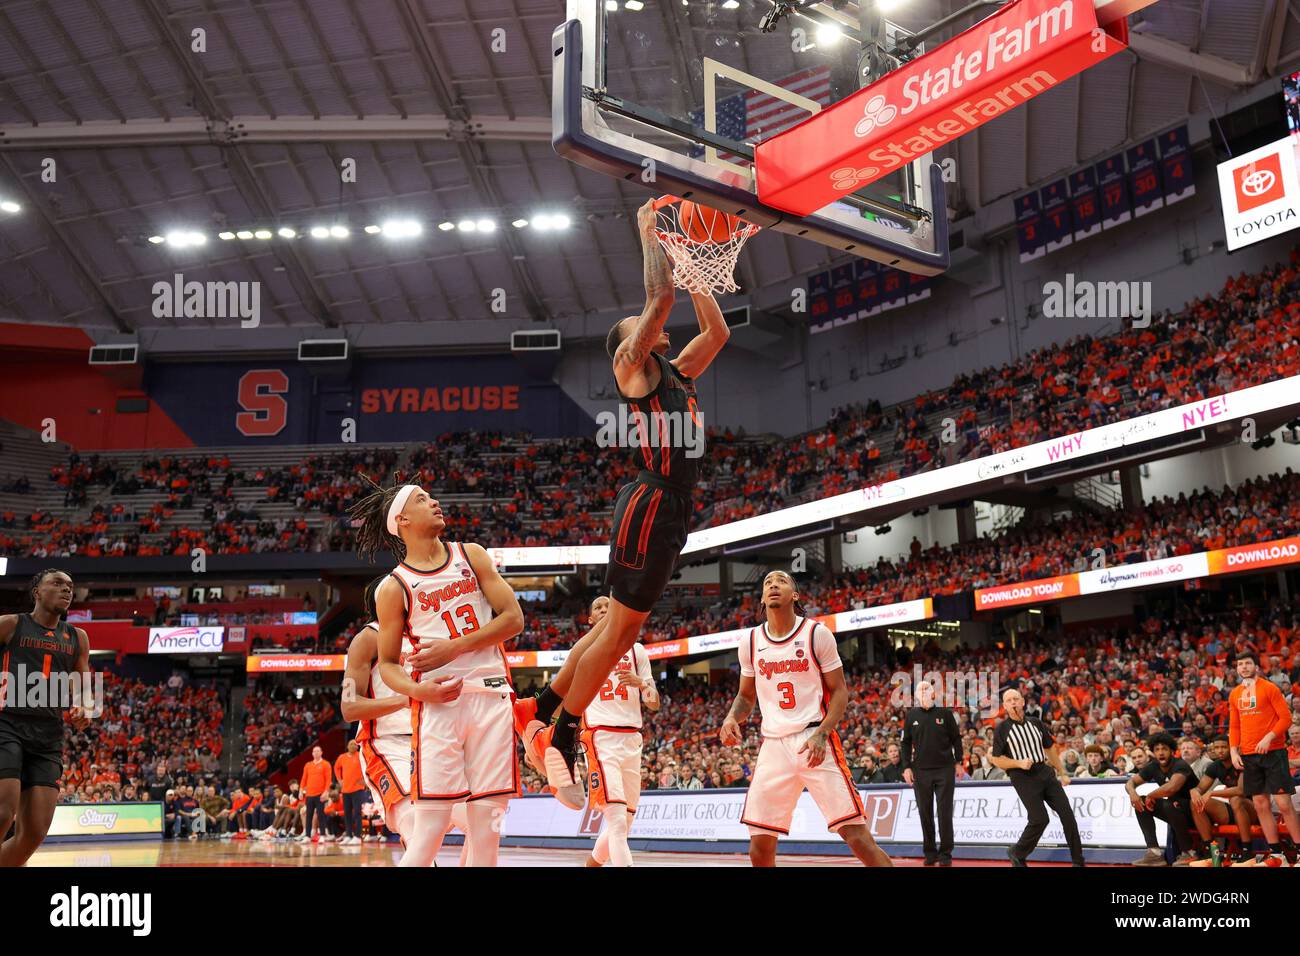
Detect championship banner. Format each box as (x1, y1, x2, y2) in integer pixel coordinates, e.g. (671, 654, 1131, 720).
(245, 654, 345, 673)
(501, 779, 1157, 851)
(47, 802, 164, 841)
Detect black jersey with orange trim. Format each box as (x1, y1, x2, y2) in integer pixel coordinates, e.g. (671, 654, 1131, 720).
(1, 613, 80, 724)
(618, 352, 704, 494)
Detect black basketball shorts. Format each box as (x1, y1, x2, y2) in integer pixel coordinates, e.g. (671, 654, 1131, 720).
(1241, 750, 1295, 797)
(0, 714, 64, 790)
(603, 474, 690, 614)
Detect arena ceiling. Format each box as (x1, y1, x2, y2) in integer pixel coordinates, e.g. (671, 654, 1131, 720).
(0, 0, 1295, 332)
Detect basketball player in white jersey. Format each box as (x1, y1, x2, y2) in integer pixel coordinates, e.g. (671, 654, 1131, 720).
(578, 594, 658, 868)
(349, 479, 524, 868)
(719, 571, 892, 867)
(340, 576, 468, 861)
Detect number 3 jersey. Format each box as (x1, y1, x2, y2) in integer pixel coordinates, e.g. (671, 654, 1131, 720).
(584, 642, 653, 730)
(738, 617, 841, 738)
(388, 543, 511, 694)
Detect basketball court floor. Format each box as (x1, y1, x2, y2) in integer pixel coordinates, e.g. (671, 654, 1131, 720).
(28, 841, 1097, 867)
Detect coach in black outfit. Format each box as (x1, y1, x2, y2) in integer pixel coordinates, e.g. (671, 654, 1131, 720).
(900, 680, 963, 866)
(989, 687, 1086, 867)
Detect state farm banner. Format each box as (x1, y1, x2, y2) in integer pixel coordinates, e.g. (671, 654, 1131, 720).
(501, 779, 1154, 850)
(147, 626, 224, 654)
(756, 0, 1129, 215)
(245, 654, 345, 673)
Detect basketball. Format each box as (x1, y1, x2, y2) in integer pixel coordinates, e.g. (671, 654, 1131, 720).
(679, 200, 741, 243)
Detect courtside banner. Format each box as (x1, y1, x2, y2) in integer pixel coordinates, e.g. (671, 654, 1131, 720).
(146, 626, 224, 654)
(47, 802, 164, 840)
(501, 779, 1155, 849)
(245, 654, 345, 672)
(756, 0, 1129, 215)
(472, 377, 1300, 570)
(1207, 536, 1300, 575)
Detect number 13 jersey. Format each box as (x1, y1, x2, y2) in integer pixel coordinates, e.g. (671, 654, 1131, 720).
(738, 617, 841, 738)
(388, 543, 510, 693)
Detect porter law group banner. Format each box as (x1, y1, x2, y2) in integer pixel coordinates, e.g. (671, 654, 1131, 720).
(500, 779, 1158, 850)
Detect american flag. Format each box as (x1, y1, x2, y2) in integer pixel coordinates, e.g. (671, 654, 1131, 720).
(688, 65, 832, 161)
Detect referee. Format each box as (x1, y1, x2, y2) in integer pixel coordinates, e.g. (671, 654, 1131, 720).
(989, 687, 1086, 867)
(900, 679, 962, 866)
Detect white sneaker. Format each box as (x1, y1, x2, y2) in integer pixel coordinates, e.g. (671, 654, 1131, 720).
(295, 834, 310, 843)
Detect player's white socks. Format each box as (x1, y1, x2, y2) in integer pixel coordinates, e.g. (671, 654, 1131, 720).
(464, 798, 508, 868)
(594, 808, 634, 867)
(398, 804, 452, 867)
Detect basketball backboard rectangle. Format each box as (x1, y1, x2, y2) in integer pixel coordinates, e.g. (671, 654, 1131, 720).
(553, 0, 949, 275)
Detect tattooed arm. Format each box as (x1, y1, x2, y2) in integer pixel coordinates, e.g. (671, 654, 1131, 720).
(719, 674, 757, 746)
(612, 200, 676, 394)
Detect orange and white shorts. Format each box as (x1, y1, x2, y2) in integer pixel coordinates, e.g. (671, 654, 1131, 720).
(582, 728, 643, 811)
(412, 689, 519, 803)
(740, 726, 865, 838)
(360, 733, 410, 817)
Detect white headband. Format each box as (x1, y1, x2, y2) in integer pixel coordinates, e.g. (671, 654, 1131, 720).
(386, 485, 419, 536)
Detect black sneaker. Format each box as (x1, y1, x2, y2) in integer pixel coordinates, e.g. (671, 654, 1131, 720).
(1006, 847, 1027, 868)
(923, 856, 938, 867)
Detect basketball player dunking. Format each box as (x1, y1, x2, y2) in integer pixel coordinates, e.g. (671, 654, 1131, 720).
(341, 575, 468, 862)
(349, 481, 524, 867)
(579, 594, 658, 868)
(518, 198, 730, 809)
(0, 569, 93, 867)
(719, 571, 891, 867)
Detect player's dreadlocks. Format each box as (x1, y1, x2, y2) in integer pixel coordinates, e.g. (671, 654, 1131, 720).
(348, 472, 410, 563)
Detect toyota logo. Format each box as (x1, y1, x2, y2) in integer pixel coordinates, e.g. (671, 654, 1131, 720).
(853, 94, 897, 138)
(1241, 168, 1275, 197)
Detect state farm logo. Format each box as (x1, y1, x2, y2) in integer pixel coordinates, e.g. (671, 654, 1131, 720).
(853, 94, 897, 137)
(1234, 153, 1285, 212)
(831, 165, 880, 191)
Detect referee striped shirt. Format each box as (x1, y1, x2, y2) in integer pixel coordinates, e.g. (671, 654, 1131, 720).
(992, 714, 1053, 769)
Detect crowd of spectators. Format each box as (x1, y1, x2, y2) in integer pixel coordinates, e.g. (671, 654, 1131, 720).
(238, 686, 340, 784)
(11, 253, 1298, 560)
(522, 596, 1300, 793)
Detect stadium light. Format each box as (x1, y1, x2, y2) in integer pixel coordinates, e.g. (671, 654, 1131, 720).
(148, 235, 165, 244)
(0, 200, 20, 214)
(457, 220, 477, 232)
(605, 0, 618, 10)
(720, 0, 738, 8)
(512, 218, 529, 228)
(164, 231, 204, 248)
(329, 224, 349, 238)
(381, 220, 423, 239)
(625, 0, 644, 9)
(217, 231, 236, 241)
(438, 221, 455, 232)
(253, 229, 272, 240)
(364, 224, 382, 234)
(476, 219, 496, 233)
(278, 226, 297, 239)
(236, 230, 254, 240)
(816, 24, 842, 46)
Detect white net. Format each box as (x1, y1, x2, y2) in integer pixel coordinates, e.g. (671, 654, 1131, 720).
(653, 198, 759, 295)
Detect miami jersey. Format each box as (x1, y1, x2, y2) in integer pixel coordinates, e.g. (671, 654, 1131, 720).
(388, 542, 510, 693)
(353, 622, 411, 741)
(738, 617, 841, 738)
(584, 643, 653, 730)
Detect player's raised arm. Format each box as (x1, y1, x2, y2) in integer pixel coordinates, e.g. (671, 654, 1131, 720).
(613, 200, 676, 387)
(672, 291, 730, 379)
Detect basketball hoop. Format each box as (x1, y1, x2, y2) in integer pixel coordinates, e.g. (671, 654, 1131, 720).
(652, 195, 759, 295)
